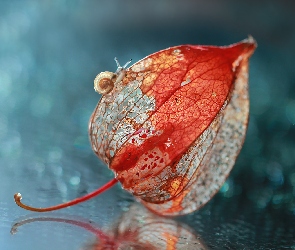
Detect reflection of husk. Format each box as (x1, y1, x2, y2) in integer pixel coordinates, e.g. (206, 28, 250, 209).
(107, 204, 207, 250)
(12, 204, 207, 250)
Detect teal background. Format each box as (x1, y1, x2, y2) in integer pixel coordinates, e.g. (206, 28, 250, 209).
(0, 1, 294, 249)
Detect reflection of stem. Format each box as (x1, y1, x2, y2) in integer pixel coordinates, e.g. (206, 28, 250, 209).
(11, 216, 111, 243)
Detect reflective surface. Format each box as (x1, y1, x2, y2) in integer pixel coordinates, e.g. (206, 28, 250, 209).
(1, 1, 295, 249)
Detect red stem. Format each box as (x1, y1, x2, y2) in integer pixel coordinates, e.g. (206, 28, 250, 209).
(14, 178, 118, 212)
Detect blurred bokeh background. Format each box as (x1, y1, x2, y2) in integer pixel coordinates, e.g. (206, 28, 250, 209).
(0, 0, 294, 249)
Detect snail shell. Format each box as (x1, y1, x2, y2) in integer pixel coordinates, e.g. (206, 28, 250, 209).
(94, 71, 116, 95)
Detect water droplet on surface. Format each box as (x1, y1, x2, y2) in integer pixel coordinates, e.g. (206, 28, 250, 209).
(70, 176, 81, 186)
(51, 165, 63, 177)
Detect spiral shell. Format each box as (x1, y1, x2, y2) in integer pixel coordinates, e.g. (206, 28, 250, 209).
(94, 71, 116, 95)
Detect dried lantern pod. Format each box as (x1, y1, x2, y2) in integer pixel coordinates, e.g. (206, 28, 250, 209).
(14, 37, 257, 216)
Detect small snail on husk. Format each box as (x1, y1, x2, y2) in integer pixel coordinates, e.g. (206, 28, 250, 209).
(93, 58, 131, 95)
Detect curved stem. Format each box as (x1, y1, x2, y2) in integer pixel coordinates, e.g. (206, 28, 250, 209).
(14, 178, 118, 212)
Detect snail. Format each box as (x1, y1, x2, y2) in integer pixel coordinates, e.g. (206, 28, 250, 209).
(14, 37, 256, 216)
(93, 58, 131, 95)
